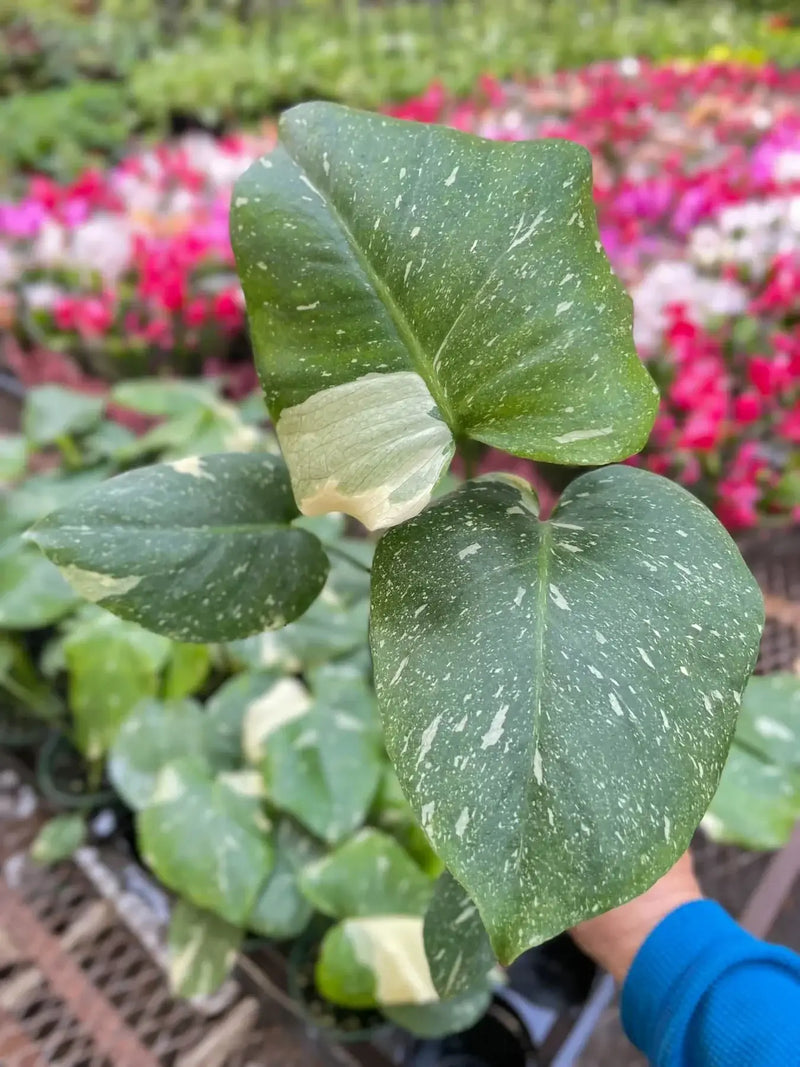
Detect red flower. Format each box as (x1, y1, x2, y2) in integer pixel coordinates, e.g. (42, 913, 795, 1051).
(732, 393, 762, 424)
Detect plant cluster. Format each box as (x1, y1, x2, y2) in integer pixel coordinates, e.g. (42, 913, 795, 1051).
(24, 103, 765, 1035)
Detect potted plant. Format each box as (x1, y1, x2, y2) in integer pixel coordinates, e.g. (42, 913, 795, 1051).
(30, 105, 764, 1040)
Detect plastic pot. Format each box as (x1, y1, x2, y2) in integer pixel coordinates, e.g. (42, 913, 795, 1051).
(36, 731, 115, 811)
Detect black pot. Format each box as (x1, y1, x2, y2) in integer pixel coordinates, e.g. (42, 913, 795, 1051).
(36, 731, 115, 811)
(407, 996, 537, 1066)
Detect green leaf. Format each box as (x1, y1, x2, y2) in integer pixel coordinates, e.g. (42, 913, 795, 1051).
(111, 379, 222, 418)
(385, 987, 492, 1038)
(108, 698, 208, 810)
(164, 643, 212, 700)
(247, 818, 322, 940)
(23, 386, 104, 447)
(232, 103, 656, 526)
(733, 673, 800, 769)
(65, 625, 160, 762)
(138, 756, 274, 925)
(30, 452, 330, 642)
(0, 435, 27, 481)
(167, 898, 242, 998)
(0, 539, 79, 629)
(1, 468, 108, 538)
(30, 814, 86, 865)
(423, 872, 495, 999)
(205, 671, 282, 770)
(370, 767, 444, 878)
(703, 745, 800, 851)
(299, 828, 433, 919)
(371, 466, 763, 962)
(255, 672, 383, 842)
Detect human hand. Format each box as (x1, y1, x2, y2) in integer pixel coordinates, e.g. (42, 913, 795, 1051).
(571, 852, 702, 983)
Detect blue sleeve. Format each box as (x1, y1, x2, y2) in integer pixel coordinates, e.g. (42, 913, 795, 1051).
(620, 899, 800, 1066)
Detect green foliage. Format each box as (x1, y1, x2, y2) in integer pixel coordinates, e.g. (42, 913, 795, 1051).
(167, 899, 243, 998)
(705, 673, 800, 850)
(30, 813, 86, 864)
(423, 872, 495, 999)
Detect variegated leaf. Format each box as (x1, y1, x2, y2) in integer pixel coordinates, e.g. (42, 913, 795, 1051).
(371, 465, 763, 962)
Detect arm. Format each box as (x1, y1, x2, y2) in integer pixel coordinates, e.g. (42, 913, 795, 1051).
(573, 852, 800, 1066)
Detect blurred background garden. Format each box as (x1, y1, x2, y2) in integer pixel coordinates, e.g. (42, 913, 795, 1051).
(1, 2, 799, 1066)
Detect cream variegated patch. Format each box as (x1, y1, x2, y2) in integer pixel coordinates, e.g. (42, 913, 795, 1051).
(276, 371, 454, 531)
(242, 677, 311, 763)
(344, 915, 439, 1006)
(58, 564, 142, 603)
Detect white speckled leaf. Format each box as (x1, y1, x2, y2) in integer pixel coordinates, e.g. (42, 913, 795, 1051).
(167, 898, 242, 998)
(732, 673, 800, 768)
(371, 465, 763, 962)
(256, 668, 383, 843)
(231, 102, 657, 474)
(138, 756, 274, 925)
(423, 872, 495, 999)
(702, 745, 800, 851)
(29, 452, 329, 642)
(299, 828, 433, 919)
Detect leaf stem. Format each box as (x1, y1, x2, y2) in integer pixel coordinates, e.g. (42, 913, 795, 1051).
(326, 543, 372, 575)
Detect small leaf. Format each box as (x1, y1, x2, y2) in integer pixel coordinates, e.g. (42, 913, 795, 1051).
(0, 435, 27, 481)
(232, 102, 657, 497)
(371, 466, 763, 962)
(300, 828, 433, 919)
(385, 987, 492, 1038)
(316, 916, 438, 1009)
(65, 625, 160, 762)
(164, 643, 212, 700)
(703, 746, 800, 851)
(733, 673, 800, 769)
(423, 872, 495, 999)
(30, 814, 86, 865)
(0, 540, 79, 629)
(168, 898, 242, 998)
(138, 756, 274, 925)
(256, 672, 383, 842)
(30, 452, 330, 642)
(248, 818, 322, 940)
(205, 670, 281, 770)
(23, 386, 104, 447)
(108, 698, 208, 810)
(111, 379, 222, 417)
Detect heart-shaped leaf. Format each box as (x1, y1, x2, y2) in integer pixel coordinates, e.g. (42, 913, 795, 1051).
(168, 899, 242, 998)
(371, 466, 763, 962)
(255, 670, 384, 842)
(138, 756, 274, 925)
(232, 102, 656, 527)
(29, 452, 329, 642)
(108, 698, 208, 810)
(423, 872, 495, 999)
(204, 670, 281, 769)
(248, 818, 322, 940)
(299, 828, 433, 919)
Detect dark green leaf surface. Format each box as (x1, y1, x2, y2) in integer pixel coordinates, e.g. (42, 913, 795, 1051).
(138, 756, 274, 925)
(167, 899, 242, 998)
(30, 452, 329, 642)
(423, 872, 495, 998)
(299, 828, 433, 919)
(371, 466, 763, 962)
(108, 698, 208, 810)
(232, 102, 656, 469)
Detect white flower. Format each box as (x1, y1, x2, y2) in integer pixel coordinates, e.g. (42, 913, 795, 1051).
(69, 215, 133, 282)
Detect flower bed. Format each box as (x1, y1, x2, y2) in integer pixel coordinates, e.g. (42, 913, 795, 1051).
(2, 59, 798, 529)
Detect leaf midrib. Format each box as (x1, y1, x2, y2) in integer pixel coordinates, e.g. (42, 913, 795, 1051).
(517, 521, 553, 874)
(281, 145, 457, 429)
